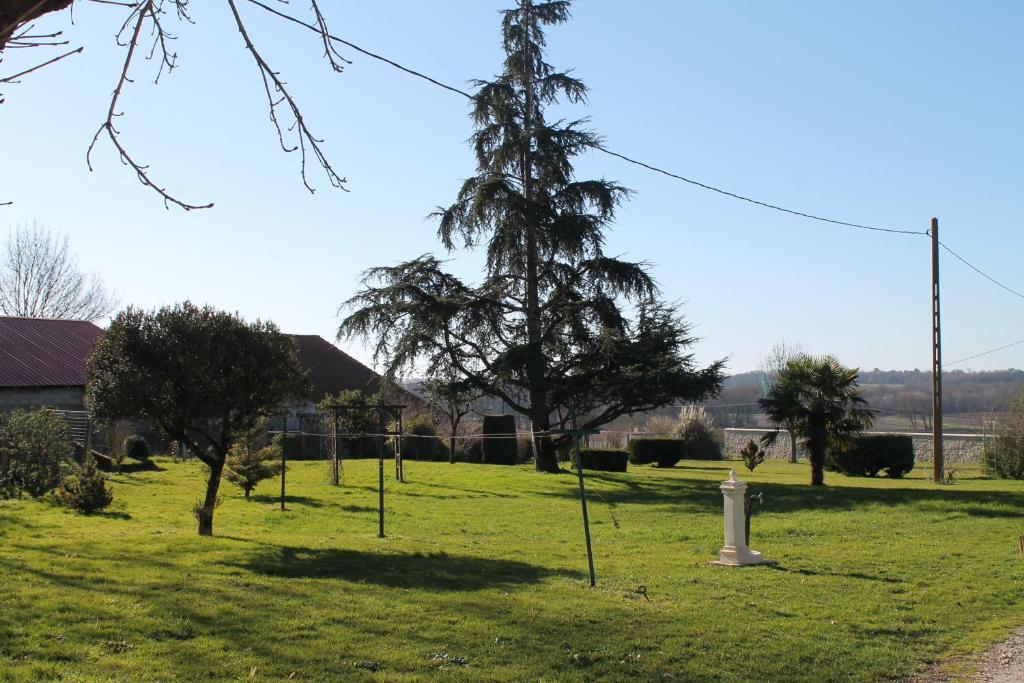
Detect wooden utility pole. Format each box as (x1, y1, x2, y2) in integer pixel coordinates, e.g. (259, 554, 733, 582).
(930, 217, 944, 482)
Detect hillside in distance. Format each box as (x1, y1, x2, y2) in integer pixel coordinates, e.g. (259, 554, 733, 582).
(706, 368, 1024, 432)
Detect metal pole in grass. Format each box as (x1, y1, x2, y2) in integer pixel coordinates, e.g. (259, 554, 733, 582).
(280, 413, 288, 511)
(331, 405, 340, 486)
(376, 408, 385, 538)
(553, 405, 599, 587)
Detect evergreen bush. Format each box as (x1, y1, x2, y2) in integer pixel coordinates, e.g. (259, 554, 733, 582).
(0, 407, 73, 498)
(225, 439, 283, 498)
(57, 456, 114, 513)
(741, 439, 765, 473)
(398, 414, 448, 461)
(122, 434, 151, 461)
(628, 438, 684, 468)
(481, 415, 517, 465)
(827, 435, 914, 478)
(571, 448, 628, 472)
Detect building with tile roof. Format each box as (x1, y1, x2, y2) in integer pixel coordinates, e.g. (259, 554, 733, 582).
(0, 316, 104, 411)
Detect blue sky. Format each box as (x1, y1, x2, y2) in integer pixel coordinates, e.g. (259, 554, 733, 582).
(1, 1, 1022, 374)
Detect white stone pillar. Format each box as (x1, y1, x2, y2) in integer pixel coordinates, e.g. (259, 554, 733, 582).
(714, 470, 771, 567)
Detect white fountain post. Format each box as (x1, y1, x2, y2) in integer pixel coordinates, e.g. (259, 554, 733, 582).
(712, 470, 772, 567)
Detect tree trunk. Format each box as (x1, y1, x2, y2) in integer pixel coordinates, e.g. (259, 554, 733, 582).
(532, 412, 559, 473)
(197, 456, 226, 536)
(517, 0, 555, 476)
(788, 430, 798, 464)
(810, 449, 825, 486)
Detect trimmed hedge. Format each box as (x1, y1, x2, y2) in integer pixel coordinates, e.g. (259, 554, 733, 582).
(677, 427, 722, 460)
(827, 435, 915, 478)
(122, 434, 151, 461)
(570, 448, 628, 472)
(398, 415, 448, 461)
(481, 415, 518, 465)
(628, 438, 684, 468)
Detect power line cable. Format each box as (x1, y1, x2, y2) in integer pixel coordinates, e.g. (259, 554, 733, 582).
(595, 146, 926, 236)
(246, 0, 476, 100)
(943, 338, 1024, 368)
(245, 0, 925, 239)
(938, 240, 1024, 301)
(250, 0, 1024, 359)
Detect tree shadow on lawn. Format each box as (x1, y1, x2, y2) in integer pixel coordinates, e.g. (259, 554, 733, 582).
(220, 545, 582, 590)
(765, 562, 906, 584)
(250, 494, 326, 508)
(552, 472, 1024, 517)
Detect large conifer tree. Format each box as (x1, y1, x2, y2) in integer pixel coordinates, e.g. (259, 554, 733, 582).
(341, 0, 723, 472)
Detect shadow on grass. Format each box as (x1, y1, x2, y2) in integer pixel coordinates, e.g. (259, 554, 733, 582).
(120, 461, 166, 473)
(765, 563, 906, 584)
(552, 471, 1024, 516)
(89, 510, 132, 520)
(250, 494, 325, 508)
(221, 546, 581, 590)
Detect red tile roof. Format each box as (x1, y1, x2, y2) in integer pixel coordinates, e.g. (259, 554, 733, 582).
(292, 334, 383, 401)
(0, 317, 105, 388)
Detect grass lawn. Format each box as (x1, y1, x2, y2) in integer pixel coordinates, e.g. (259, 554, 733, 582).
(2, 458, 1023, 682)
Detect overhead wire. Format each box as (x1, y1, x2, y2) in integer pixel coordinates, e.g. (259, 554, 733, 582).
(938, 240, 1024, 301)
(245, 0, 924, 239)
(943, 338, 1024, 368)
(246, 0, 1023, 364)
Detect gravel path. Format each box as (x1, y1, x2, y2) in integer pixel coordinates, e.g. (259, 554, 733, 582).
(971, 629, 1024, 683)
(906, 628, 1024, 683)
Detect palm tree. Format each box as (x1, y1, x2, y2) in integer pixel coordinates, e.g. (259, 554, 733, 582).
(760, 355, 875, 486)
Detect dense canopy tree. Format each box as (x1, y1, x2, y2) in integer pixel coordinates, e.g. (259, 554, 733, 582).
(341, 0, 723, 472)
(760, 354, 876, 486)
(85, 302, 309, 535)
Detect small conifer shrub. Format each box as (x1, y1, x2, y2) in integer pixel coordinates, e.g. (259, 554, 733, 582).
(57, 457, 114, 513)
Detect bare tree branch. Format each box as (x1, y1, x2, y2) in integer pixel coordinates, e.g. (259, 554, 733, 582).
(225, 0, 348, 194)
(3, 0, 351, 208)
(0, 222, 118, 321)
(86, 0, 213, 210)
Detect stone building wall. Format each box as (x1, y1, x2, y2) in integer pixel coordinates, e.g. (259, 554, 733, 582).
(724, 428, 986, 464)
(0, 386, 85, 412)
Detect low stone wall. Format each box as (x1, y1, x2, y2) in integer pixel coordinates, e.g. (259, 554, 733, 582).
(724, 428, 986, 464)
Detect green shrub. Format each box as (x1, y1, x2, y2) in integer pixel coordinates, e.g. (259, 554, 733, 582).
(741, 439, 765, 473)
(628, 438, 683, 468)
(827, 435, 914, 478)
(0, 407, 73, 498)
(225, 439, 283, 498)
(673, 405, 722, 460)
(460, 434, 484, 464)
(481, 415, 517, 465)
(398, 414, 448, 461)
(57, 456, 114, 513)
(983, 395, 1024, 479)
(122, 434, 151, 461)
(571, 448, 628, 472)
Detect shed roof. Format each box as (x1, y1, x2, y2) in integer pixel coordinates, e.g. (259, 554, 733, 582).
(292, 334, 383, 402)
(0, 316, 105, 388)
